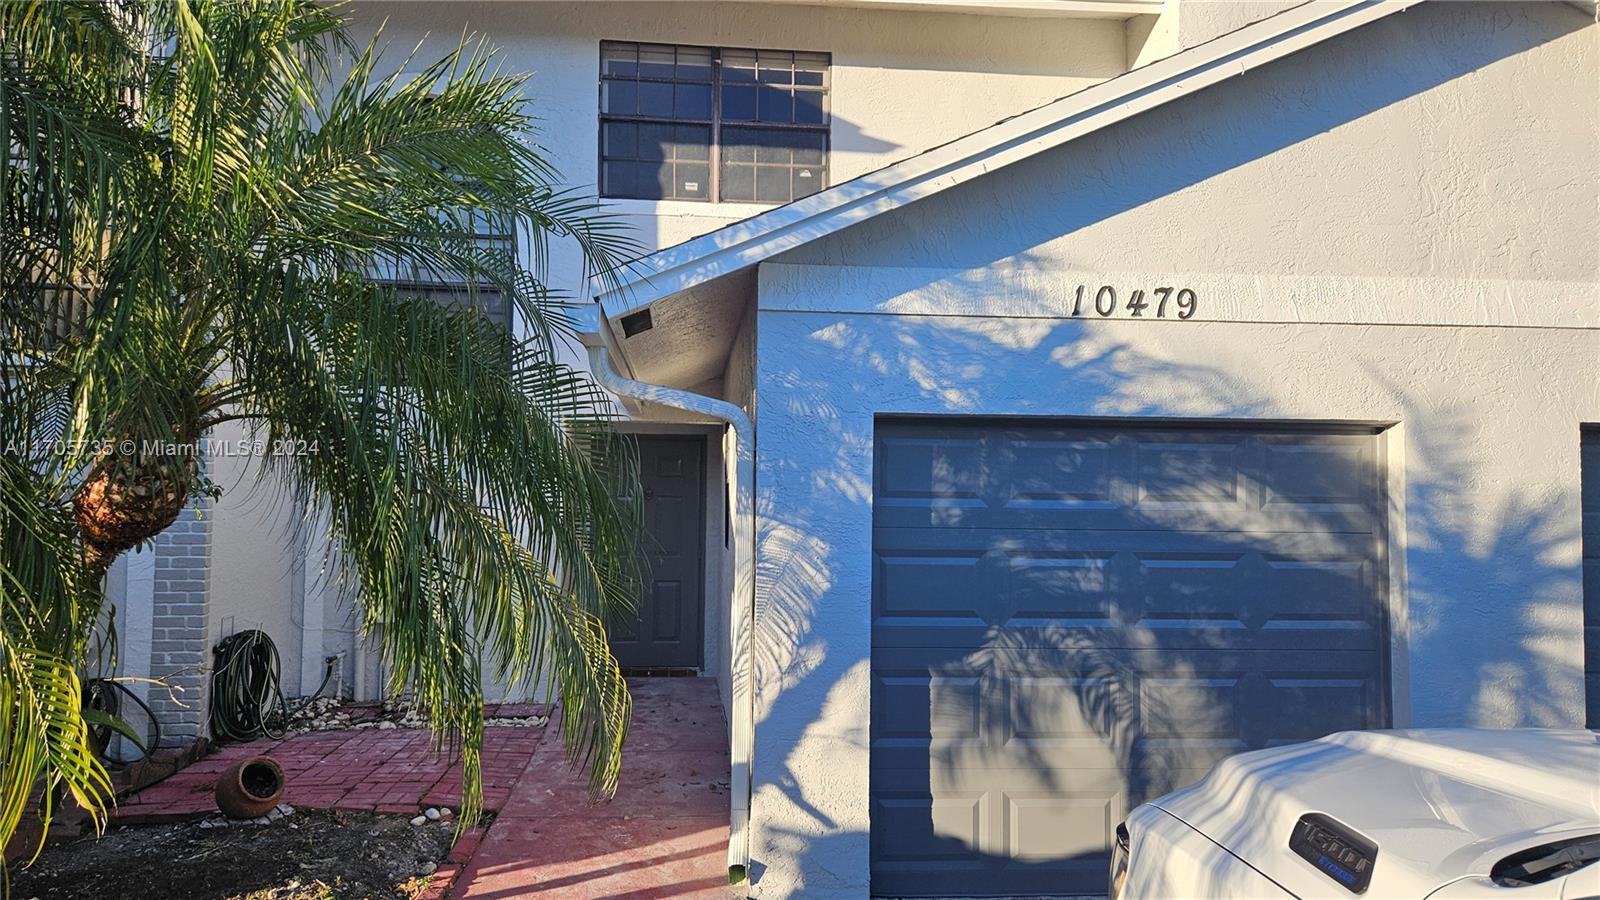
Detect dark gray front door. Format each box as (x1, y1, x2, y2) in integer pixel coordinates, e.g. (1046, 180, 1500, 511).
(610, 436, 705, 669)
(870, 419, 1390, 897)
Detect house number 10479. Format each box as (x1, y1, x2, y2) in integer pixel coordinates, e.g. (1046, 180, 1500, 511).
(1070, 285, 1198, 319)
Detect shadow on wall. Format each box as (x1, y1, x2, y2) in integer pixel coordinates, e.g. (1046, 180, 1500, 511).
(745, 319, 1581, 894)
(784, 2, 1590, 281)
(1372, 369, 1584, 730)
(734, 4, 1591, 893)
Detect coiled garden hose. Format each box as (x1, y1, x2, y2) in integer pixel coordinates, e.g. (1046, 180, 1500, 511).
(209, 630, 291, 741)
(208, 630, 334, 742)
(83, 677, 161, 766)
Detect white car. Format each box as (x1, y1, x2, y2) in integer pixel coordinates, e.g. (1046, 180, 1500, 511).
(1111, 729, 1600, 900)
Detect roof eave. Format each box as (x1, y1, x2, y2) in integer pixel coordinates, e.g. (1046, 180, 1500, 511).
(588, 0, 1424, 327)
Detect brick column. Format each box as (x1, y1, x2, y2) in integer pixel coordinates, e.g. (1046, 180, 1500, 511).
(146, 501, 211, 746)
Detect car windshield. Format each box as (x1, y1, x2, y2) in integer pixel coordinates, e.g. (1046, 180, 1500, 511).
(1491, 835, 1600, 887)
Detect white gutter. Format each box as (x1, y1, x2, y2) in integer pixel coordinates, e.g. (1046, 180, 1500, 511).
(582, 330, 757, 884)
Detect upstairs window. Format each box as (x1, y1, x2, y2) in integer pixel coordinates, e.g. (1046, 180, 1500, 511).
(599, 41, 829, 204)
(367, 205, 516, 330)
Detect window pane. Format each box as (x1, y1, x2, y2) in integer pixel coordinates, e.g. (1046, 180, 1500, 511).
(755, 129, 791, 164)
(602, 121, 637, 159)
(722, 85, 756, 121)
(675, 83, 712, 119)
(758, 50, 793, 83)
(676, 46, 713, 81)
(602, 80, 637, 116)
(673, 124, 711, 161)
(758, 85, 792, 122)
(637, 122, 671, 161)
(639, 44, 675, 79)
(794, 89, 825, 125)
(720, 162, 755, 201)
(602, 160, 636, 197)
(793, 165, 824, 198)
(601, 43, 638, 78)
(755, 165, 790, 202)
(794, 52, 827, 86)
(721, 127, 756, 162)
(636, 161, 666, 200)
(791, 130, 826, 166)
(722, 50, 757, 82)
(675, 162, 710, 200)
(638, 81, 673, 117)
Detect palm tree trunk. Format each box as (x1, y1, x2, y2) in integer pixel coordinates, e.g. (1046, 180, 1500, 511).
(73, 431, 200, 572)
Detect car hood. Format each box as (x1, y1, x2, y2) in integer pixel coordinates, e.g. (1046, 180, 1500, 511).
(1151, 729, 1600, 899)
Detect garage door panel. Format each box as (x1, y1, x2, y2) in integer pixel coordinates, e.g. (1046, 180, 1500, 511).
(876, 433, 986, 503)
(1008, 552, 1118, 620)
(1133, 439, 1246, 506)
(1259, 436, 1378, 510)
(873, 621, 1382, 653)
(876, 672, 984, 740)
(872, 648, 1383, 767)
(1004, 437, 1118, 508)
(872, 790, 988, 863)
(875, 551, 990, 620)
(1253, 676, 1377, 743)
(875, 426, 1379, 534)
(873, 525, 1377, 555)
(876, 501, 1377, 534)
(872, 535, 1382, 647)
(871, 420, 1388, 897)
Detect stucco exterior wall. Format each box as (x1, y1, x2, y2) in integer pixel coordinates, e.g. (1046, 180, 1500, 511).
(341, 0, 1128, 295)
(748, 2, 1598, 896)
(208, 424, 309, 695)
(199, 0, 1131, 719)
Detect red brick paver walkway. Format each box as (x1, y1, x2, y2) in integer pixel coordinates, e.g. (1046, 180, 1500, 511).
(112, 680, 736, 899)
(453, 677, 737, 899)
(112, 719, 542, 822)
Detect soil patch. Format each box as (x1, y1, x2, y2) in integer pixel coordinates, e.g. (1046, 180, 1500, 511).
(9, 809, 459, 900)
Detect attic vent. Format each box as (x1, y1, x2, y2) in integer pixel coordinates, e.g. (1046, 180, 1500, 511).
(620, 308, 653, 338)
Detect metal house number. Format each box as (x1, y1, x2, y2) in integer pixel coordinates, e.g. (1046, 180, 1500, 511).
(1070, 284, 1198, 319)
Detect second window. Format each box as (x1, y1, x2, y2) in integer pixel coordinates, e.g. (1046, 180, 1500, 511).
(600, 41, 830, 204)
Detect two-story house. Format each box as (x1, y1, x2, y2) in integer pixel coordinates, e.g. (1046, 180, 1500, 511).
(102, 1, 1599, 897)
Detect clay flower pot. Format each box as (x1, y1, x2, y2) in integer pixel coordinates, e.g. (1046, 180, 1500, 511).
(214, 755, 284, 819)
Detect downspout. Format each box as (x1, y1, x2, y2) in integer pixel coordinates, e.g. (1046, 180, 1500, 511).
(582, 331, 756, 885)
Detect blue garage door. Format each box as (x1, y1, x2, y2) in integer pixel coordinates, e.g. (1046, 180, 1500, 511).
(870, 419, 1391, 898)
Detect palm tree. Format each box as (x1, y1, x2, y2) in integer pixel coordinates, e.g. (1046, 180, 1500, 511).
(1, 0, 640, 856)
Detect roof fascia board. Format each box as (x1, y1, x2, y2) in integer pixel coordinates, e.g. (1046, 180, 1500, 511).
(727, 0, 1166, 18)
(595, 0, 1422, 320)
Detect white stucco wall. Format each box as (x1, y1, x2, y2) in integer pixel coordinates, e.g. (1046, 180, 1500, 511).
(342, 0, 1128, 294)
(208, 422, 310, 694)
(747, 2, 1598, 895)
(205, 0, 1134, 710)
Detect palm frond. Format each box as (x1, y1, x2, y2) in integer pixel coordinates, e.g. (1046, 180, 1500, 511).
(2, 0, 644, 854)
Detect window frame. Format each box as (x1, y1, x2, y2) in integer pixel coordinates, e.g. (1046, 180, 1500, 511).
(597, 40, 832, 205)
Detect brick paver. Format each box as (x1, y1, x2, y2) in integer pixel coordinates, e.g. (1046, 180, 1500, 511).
(453, 678, 738, 899)
(111, 704, 552, 823)
(111, 682, 735, 899)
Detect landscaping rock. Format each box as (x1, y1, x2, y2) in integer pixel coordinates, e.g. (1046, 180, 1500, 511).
(424, 807, 440, 821)
(410, 815, 427, 826)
